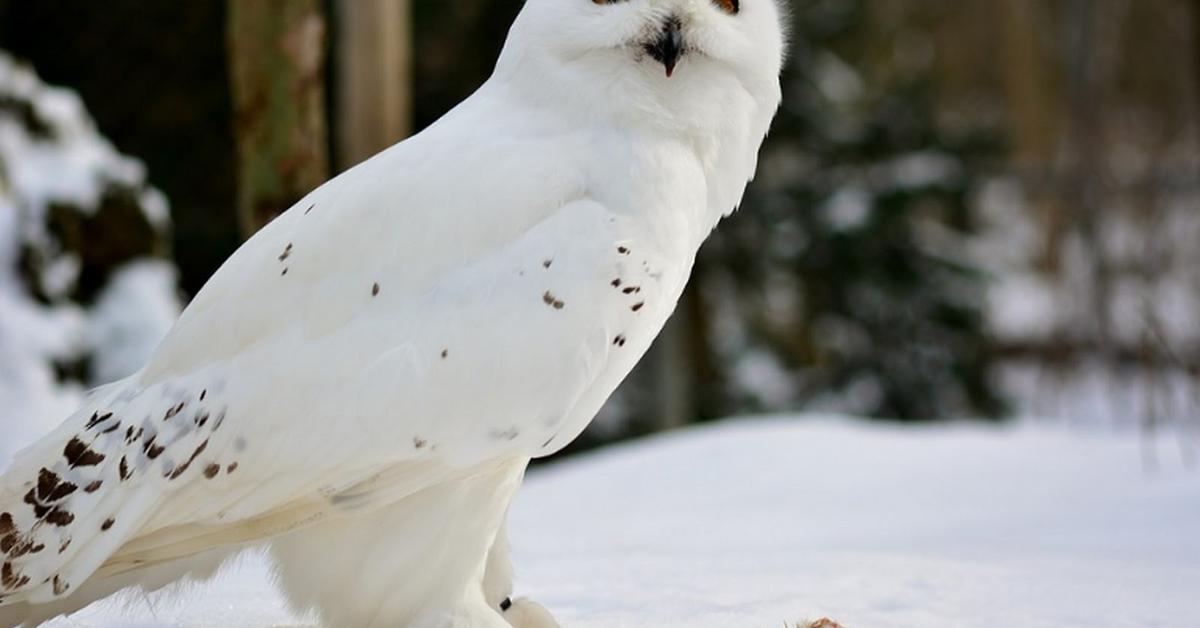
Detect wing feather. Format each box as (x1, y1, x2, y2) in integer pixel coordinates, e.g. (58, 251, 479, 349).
(2, 96, 685, 608)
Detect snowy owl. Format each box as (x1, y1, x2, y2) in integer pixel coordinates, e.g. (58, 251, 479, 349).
(0, 0, 783, 626)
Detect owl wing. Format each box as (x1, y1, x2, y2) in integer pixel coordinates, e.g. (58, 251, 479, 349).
(0, 146, 675, 606)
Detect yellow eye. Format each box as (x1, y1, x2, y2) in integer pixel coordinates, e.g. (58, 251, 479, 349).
(712, 0, 740, 14)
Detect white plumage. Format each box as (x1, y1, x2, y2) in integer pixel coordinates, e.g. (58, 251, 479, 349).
(0, 1, 783, 626)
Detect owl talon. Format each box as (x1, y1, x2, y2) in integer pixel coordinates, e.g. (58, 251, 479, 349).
(500, 597, 560, 628)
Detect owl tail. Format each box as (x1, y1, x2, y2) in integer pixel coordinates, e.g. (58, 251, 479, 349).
(0, 546, 233, 627)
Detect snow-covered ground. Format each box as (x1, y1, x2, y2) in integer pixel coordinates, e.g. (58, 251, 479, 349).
(25, 416, 1200, 628)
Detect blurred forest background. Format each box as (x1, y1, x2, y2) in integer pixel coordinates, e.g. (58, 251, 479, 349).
(0, 0, 1197, 459)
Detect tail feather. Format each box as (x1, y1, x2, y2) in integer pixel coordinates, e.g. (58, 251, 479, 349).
(0, 372, 229, 608)
(0, 546, 233, 627)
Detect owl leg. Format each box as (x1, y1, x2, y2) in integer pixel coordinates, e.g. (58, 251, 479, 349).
(270, 458, 531, 627)
(482, 520, 515, 609)
(484, 520, 561, 628)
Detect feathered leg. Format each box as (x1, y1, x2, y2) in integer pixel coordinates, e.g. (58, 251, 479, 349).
(270, 458, 530, 628)
(484, 522, 560, 628)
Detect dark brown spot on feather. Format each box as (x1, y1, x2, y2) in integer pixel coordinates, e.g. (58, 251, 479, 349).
(100, 421, 121, 435)
(36, 469, 59, 499)
(278, 243, 293, 261)
(631, 301, 645, 312)
(195, 411, 210, 428)
(543, 259, 553, 268)
(5, 541, 28, 558)
(441, 349, 448, 359)
(143, 437, 165, 460)
(611, 278, 622, 288)
(226, 462, 239, 473)
(119, 456, 132, 481)
(84, 480, 102, 493)
(0, 513, 12, 537)
(0, 535, 15, 554)
(413, 437, 427, 449)
(101, 518, 115, 531)
(618, 246, 630, 255)
(623, 286, 641, 294)
(305, 204, 315, 215)
(281, 267, 289, 276)
(23, 489, 49, 518)
(372, 282, 380, 297)
(85, 412, 113, 430)
(58, 538, 71, 554)
(37, 469, 77, 502)
(45, 508, 74, 527)
(52, 575, 68, 595)
(5, 540, 41, 559)
(204, 464, 220, 479)
(5, 536, 36, 558)
(164, 401, 186, 421)
(2, 561, 29, 590)
(200, 389, 207, 401)
(169, 440, 209, 480)
(64, 438, 105, 467)
(614, 335, 627, 347)
(542, 291, 565, 309)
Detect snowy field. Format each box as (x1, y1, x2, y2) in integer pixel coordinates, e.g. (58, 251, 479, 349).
(23, 416, 1200, 628)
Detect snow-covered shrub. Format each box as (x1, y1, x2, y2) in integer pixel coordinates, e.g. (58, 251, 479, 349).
(0, 52, 180, 464)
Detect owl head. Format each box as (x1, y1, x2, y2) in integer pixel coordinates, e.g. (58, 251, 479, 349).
(497, 0, 785, 125)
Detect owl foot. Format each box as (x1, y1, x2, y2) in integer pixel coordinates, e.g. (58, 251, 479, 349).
(500, 597, 561, 628)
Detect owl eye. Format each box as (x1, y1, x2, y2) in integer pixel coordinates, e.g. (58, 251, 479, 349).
(712, 0, 740, 14)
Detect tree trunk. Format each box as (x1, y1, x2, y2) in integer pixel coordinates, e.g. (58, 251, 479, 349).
(1193, 0, 1200, 163)
(227, 0, 329, 238)
(996, 0, 1065, 272)
(334, 0, 412, 171)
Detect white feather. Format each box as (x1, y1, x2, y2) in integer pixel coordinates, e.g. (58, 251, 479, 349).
(0, 1, 783, 625)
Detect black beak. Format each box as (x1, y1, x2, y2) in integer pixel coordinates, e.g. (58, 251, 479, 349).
(644, 18, 684, 78)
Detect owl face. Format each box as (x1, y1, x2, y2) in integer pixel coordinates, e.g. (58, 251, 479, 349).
(508, 0, 785, 92)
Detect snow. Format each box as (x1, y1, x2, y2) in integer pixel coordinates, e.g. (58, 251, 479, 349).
(0, 186, 86, 464)
(86, 261, 181, 385)
(0, 55, 147, 214)
(26, 416, 1200, 628)
(822, 186, 872, 232)
(0, 51, 181, 462)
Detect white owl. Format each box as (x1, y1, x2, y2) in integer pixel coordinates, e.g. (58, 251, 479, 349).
(0, 1, 784, 626)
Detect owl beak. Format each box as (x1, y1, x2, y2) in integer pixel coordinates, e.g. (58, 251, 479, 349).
(645, 18, 684, 78)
